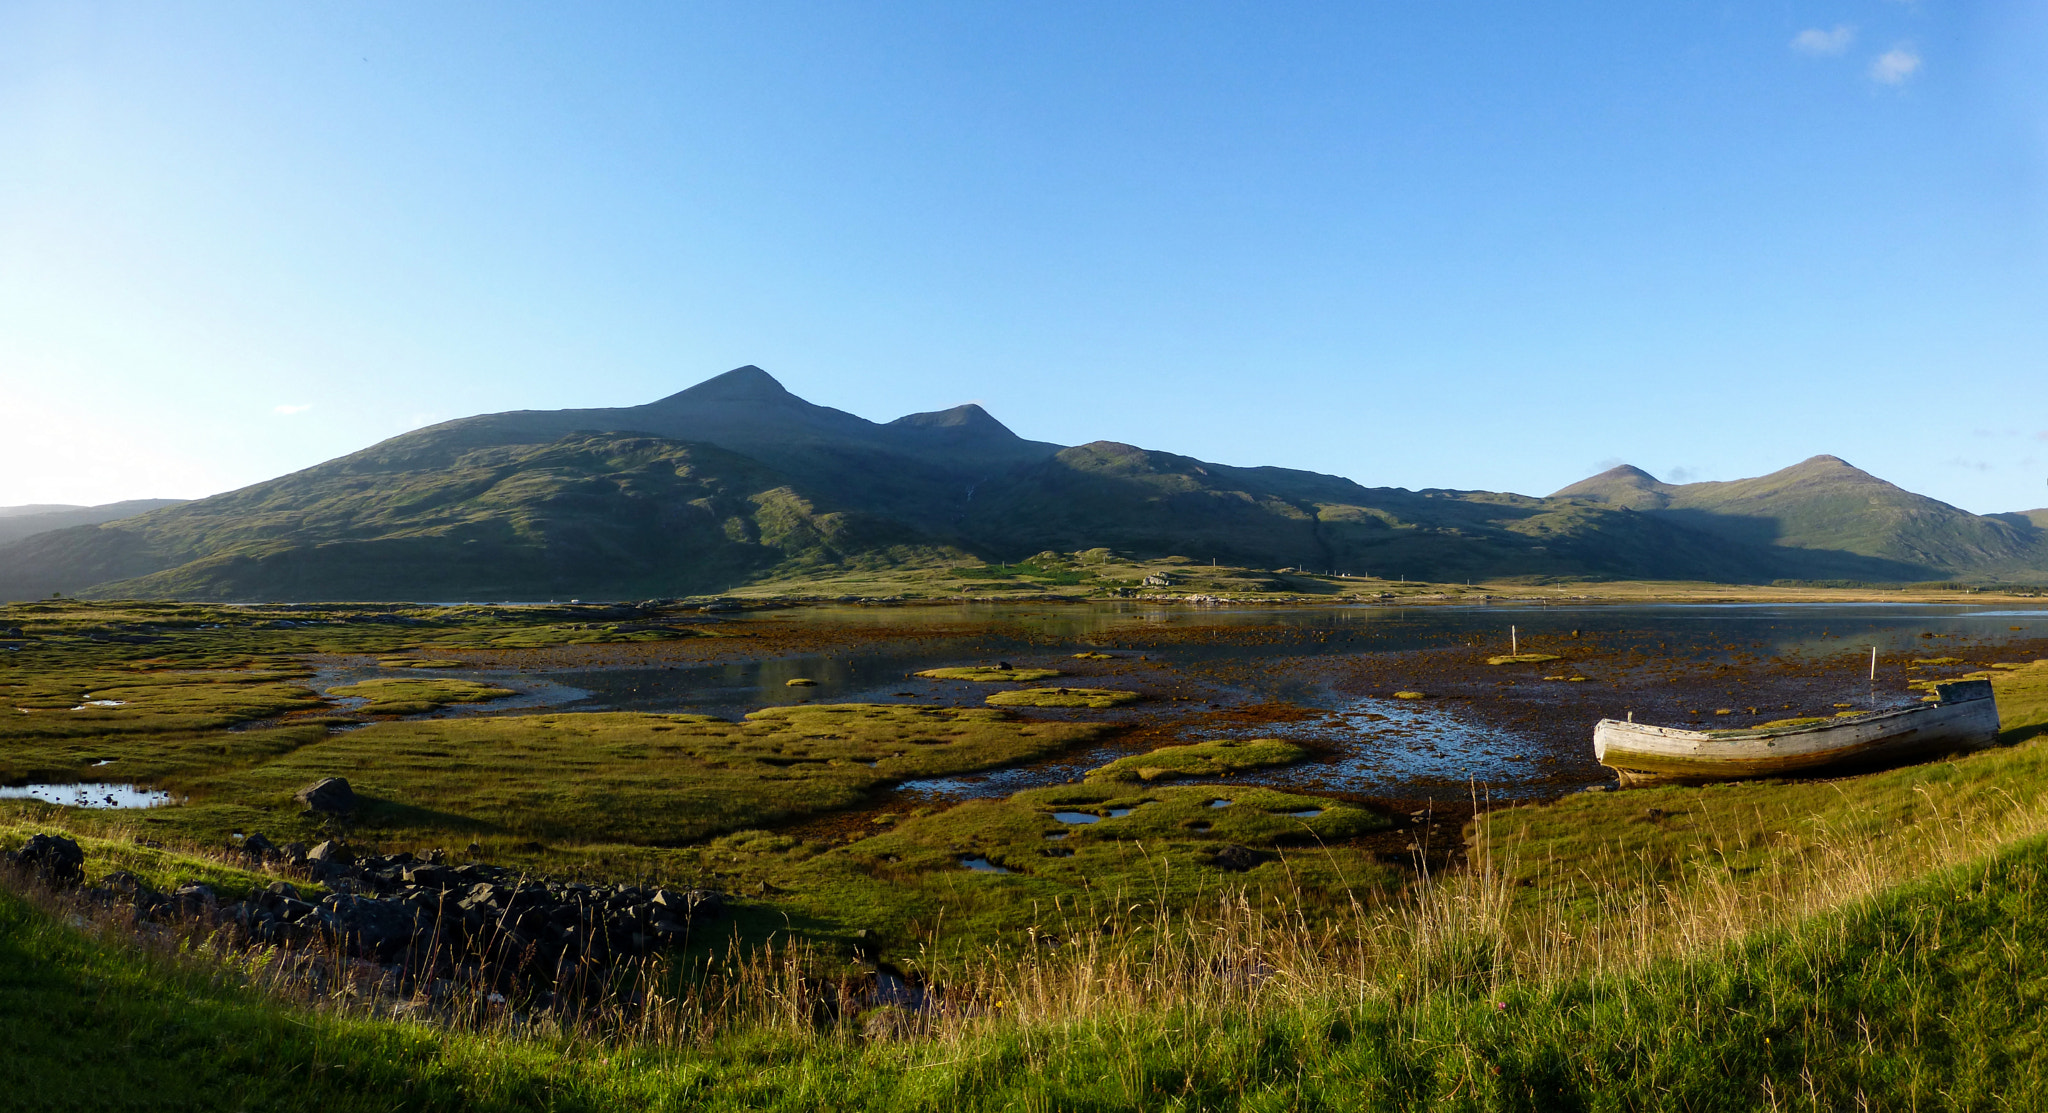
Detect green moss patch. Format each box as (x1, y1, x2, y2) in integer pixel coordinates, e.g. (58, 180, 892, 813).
(1487, 653, 1563, 665)
(917, 667, 1064, 682)
(985, 687, 1139, 709)
(1087, 738, 1306, 782)
(324, 678, 516, 715)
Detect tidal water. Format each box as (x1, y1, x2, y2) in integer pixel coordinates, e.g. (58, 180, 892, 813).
(331, 601, 2047, 802)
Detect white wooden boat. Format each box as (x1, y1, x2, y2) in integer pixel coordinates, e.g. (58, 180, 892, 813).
(1594, 679, 2000, 788)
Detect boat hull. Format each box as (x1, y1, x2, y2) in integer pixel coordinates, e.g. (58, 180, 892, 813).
(1594, 693, 2001, 788)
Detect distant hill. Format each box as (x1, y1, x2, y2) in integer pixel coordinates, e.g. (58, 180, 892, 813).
(1552, 457, 2048, 580)
(2, 368, 2043, 601)
(0, 499, 186, 550)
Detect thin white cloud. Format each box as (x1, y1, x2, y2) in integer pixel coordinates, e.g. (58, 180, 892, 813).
(1871, 44, 1922, 85)
(273, 403, 313, 416)
(1791, 25, 1855, 56)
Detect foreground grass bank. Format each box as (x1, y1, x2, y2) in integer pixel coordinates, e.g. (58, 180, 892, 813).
(7, 825, 2048, 1110)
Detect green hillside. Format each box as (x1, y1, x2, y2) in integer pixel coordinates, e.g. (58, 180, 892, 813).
(0, 432, 960, 602)
(1554, 455, 2048, 581)
(4, 368, 2043, 601)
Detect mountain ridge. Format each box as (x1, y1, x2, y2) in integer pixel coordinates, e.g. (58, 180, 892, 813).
(2, 367, 2042, 601)
(1551, 456, 2046, 579)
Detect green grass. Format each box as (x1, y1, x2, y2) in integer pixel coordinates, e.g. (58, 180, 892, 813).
(1477, 657, 2048, 936)
(750, 782, 1396, 950)
(324, 677, 517, 715)
(914, 667, 1064, 682)
(376, 656, 466, 669)
(983, 687, 1138, 709)
(163, 705, 1110, 849)
(10, 815, 2048, 1108)
(0, 818, 321, 901)
(1086, 737, 1307, 782)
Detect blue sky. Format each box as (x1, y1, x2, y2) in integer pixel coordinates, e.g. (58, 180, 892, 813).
(3, 2, 2044, 513)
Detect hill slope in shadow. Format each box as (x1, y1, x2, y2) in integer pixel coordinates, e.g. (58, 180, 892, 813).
(3, 368, 2042, 601)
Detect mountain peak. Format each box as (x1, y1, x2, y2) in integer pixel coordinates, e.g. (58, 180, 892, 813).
(889, 402, 1011, 434)
(1550, 463, 1672, 508)
(651, 365, 792, 406)
(1789, 454, 1857, 473)
(1594, 464, 1661, 485)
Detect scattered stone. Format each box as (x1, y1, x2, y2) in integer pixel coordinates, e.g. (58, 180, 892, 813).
(295, 777, 357, 815)
(55, 837, 730, 974)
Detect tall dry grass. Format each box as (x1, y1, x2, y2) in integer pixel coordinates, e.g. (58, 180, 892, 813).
(20, 765, 2048, 1059)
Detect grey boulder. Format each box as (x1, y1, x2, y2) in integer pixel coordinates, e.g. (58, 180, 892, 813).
(296, 777, 357, 815)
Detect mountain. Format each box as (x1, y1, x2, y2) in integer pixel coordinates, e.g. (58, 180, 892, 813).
(1552, 457, 2048, 580)
(954, 442, 1763, 582)
(2, 368, 2043, 601)
(403, 367, 1060, 532)
(0, 499, 187, 549)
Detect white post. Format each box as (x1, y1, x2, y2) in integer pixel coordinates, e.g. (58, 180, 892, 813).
(1870, 646, 1877, 682)
(1511, 626, 1518, 655)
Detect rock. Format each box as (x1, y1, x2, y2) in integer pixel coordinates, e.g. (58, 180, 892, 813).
(307, 840, 352, 865)
(1211, 845, 1269, 872)
(86, 869, 171, 919)
(295, 777, 357, 815)
(240, 832, 278, 859)
(12, 833, 85, 886)
(171, 883, 217, 916)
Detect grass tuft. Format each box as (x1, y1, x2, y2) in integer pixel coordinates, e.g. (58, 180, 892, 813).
(1086, 737, 1306, 782)
(916, 667, 1063, 682)
(983, 687, 1138, 709)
